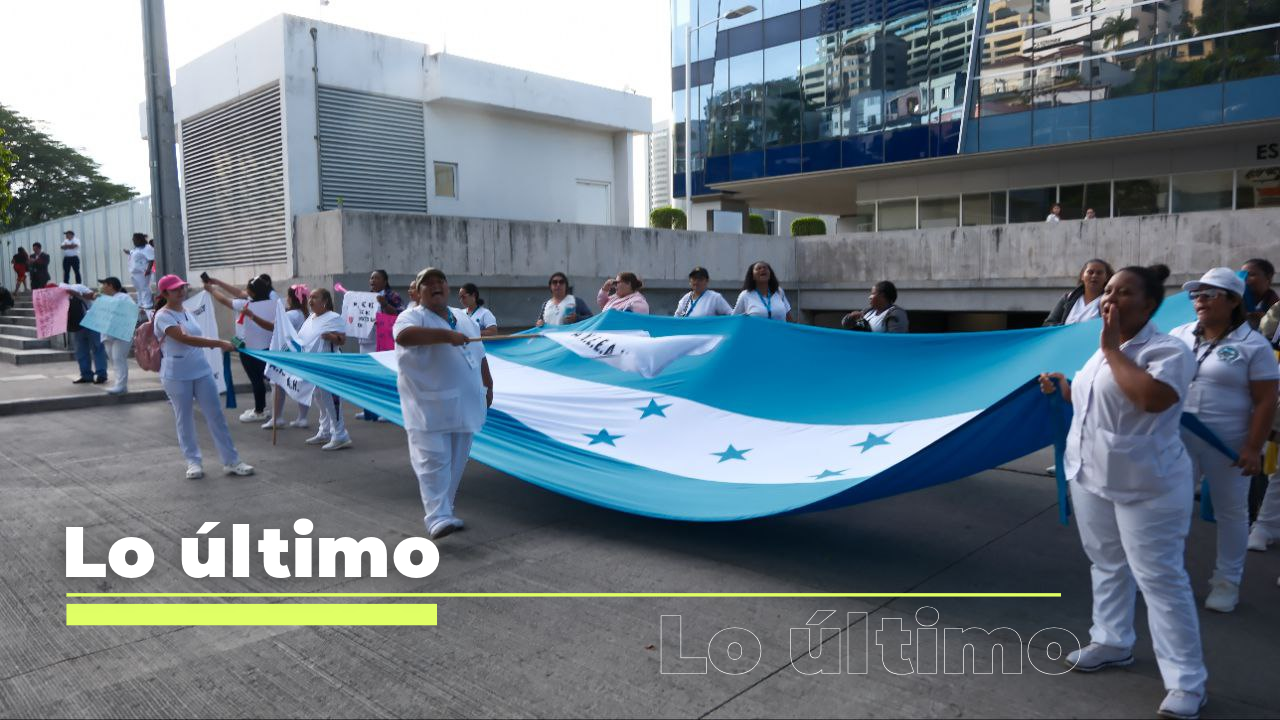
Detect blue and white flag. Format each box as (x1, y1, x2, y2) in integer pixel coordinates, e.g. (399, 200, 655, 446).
(246, 294, 1198, 522)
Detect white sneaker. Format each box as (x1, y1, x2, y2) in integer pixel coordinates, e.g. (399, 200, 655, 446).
(1157, 690, 1206, 720)
(288, 418, 309, 428)
(223, 462, 255, 476)
(1248, 525, 1273, 552)
(428, 517, 458, 540)
(1205, 578, 1239, 613)
(185, 463, 204, 480)
(239, 409, 270, 423)
(304, 433, 331, 446)
(1064, 642, 1133, 672)
(1045, 465, 1056, 476)
(321, 437, 353, 451)
(261, 417, 287, 430)
(106, 386, 127, 396)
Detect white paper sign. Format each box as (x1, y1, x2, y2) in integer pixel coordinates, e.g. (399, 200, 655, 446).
(341, 291, 378, 339)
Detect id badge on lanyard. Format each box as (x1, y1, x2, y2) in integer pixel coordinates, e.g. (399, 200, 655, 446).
(447, 310, 478, 369)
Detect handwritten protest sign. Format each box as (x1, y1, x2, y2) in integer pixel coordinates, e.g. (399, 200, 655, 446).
(375, 312, 397, 351)
(341, 291, 378, 339)
(80, 294, 140, 342)
(32, 287, 69, 338)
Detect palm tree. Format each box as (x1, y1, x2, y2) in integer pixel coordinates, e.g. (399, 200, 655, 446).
(1098, 16, 1139, 50)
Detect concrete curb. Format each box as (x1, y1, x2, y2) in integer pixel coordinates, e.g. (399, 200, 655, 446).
(0, 383, 254, 417)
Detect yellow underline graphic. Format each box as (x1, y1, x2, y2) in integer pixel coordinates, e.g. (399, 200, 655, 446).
(66, 592, 1061, 598)
(66, 603, 437, 626)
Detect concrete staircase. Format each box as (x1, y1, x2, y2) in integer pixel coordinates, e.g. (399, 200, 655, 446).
(0, 293, 75, 365)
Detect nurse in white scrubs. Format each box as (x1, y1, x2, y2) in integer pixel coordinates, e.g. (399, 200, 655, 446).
(1170, 267, 1278, 613)
(300, 289, 352, 451)
(394, 267, 494, 540)
(1039, 265, 1207, 720)
(674, 266, 732, 317)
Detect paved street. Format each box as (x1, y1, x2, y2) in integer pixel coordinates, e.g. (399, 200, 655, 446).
(1, 374, 1279, 718)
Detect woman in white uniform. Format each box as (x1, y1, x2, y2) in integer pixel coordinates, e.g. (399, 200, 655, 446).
(674, 266, 732, 317)
(394, 267, 494, 540)
(259, 284, 313, 430)
(841, 281, 909, 333)
(1169, 267, 1278, 613)
(123, 233, 154, 311)
(1039, 264, 1207, 720)
(206, 277, 275, 423)
(97, 277, 132, 395)
(459, 283, 499, 336)
(152, 274, 255, 480)
(300, 289, 352, 451)
(732, 261, 792, 321)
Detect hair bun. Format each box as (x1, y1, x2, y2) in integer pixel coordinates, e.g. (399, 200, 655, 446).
(1148, 263, 1171, 284)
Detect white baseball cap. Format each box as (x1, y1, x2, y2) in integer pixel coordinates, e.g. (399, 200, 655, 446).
(1182, 267, 1245, 297)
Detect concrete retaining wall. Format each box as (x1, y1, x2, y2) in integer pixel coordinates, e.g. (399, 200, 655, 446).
(291, 206, 1280, 326)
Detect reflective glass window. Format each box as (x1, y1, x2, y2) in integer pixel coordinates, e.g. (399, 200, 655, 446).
(837, 21, 884, 136)
(883, 7, 930, 132)
(919, 196, 960, 228)
(673, 0, 690, 66)
(763, 10, 801, 48)
(1171, 171, 1233, 213)
(801, 34, 840, 141)
(1237, 167, 1280, 210)
(1114, 176, 1169, 217)
(708, 58, 732, 156)
(961, 192, 1006, 226)
(1085, 182, 1112, 218)
(1225, 29, 1280, 82)
(1226, 1, 1280, 31)
(764, 0, 799, 19)
(729, 50, 765, 153)
(764, 42, 803, 147)
(1058, 184, 1085, 220)
(673, 88, 687, 175)
(878, 198, 918, 231)
(695, 0, 720, 62)
(1008, 187, 1056, 223)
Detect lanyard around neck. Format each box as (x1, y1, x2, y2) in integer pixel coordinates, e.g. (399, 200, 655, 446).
(756, 290, 772, 317)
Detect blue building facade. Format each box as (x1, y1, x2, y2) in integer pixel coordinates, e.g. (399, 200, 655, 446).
(671, 0, 1280, 225)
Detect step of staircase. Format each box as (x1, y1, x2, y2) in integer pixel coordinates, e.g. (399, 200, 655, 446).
(0, 324, 38, 338)
(0, 334, 51, 351)
(0, 347, 75, 365)
(1, 315, 37, 328)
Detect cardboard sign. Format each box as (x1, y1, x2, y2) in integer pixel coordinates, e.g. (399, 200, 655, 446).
(32, 287, 69, 338)
(80, 294, 140, 342)
(341, 291, 379, 339)
(375, 312, 397, 351)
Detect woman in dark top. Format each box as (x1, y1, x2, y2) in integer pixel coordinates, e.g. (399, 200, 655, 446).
(11, 247, 29, 292)
(1044, 258, 1114, 327)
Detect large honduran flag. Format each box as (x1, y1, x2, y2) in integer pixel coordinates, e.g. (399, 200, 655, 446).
(245, 294, 1197, 522)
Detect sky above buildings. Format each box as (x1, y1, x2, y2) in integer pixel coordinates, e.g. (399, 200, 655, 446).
(1, 0, 671, 194)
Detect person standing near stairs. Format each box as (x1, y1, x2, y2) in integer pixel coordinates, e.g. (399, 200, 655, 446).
(60, 230, 82, 285)
(60, 282, 107, 385)
(97, 277, 132, 396)
(124, 233, 155, 311)
(27, 243, 50, 291)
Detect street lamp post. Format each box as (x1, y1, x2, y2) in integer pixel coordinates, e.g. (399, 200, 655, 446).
(684, 5, 756, 222)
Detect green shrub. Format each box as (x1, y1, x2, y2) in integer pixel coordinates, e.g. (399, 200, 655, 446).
(650, 206, 687, 230)
(791, 217, 827, 236)
(748, 213, 767, 234)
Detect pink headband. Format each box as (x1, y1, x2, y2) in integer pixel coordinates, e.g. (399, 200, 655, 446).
(290, 284, 310, 307)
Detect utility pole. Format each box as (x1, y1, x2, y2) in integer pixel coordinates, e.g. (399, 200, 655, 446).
(141, 0, 186, 276)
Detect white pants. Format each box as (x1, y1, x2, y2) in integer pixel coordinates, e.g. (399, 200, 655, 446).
(102, 337, 130, 392)
(131, 272, 152, 311)
(1257, 470, 1280, 537)
(1071, 481, 1206, 694)
(1183, 431, 1252, 585)
(162, 374, 239, 466)
(406, 429, 473, 527)
(315, 388, 347, 441)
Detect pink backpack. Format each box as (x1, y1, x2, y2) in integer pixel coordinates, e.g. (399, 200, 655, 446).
(133, 319, 163, 371)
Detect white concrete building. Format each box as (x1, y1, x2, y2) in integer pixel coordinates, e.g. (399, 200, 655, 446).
(648, 120, 671, 214)
(145, 15, 650, 279)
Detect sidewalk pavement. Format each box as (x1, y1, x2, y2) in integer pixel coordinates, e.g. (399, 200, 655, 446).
(1, 392, 1278, 717)
(0, 357, 254, 416)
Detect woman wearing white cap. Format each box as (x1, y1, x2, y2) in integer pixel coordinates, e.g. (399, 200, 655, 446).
(674, 267, 732, 317)
(1169, 267, 1278, 613)
(1040, 265, 1207, 720)
(153, 274, 255, 480)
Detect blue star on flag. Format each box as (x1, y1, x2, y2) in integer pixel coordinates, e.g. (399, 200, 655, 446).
(585, 429, 624, 446)
(712, 444, 751, 463)
(851, 431, 892, 453)
(810, 469, 848, 480)
(636, 399, 672, 419)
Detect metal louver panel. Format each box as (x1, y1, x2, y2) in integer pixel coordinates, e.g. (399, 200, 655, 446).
(181, 83, 287, 269)
(318, 86, 428, 212)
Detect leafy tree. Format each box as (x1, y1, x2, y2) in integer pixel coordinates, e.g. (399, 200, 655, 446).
(0, 104, 136, 231)
(0, 128, 15, 223)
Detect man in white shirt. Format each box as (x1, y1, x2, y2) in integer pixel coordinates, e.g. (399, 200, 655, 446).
(394, 267, 494, 540)
(1046, 204, 1062, 223)
(61, 230, 82, 284)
